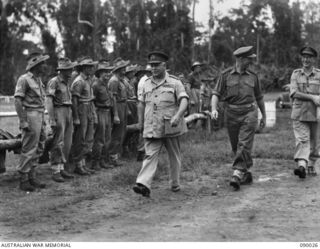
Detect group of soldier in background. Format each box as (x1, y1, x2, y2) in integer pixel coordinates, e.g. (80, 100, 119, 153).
(13, 50, 218, 192)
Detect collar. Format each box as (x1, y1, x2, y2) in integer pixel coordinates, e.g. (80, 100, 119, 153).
(230, 67, 250, 75)
(301, 67, 316, 76)
(151, 72, 169, 88)
(57, 74, 67, 84)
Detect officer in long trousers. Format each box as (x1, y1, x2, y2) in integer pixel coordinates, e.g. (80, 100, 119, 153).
(290, 46, 320, 178)
(133, 51, 189, 197)
(211, 46, 266, 191)
(14, 52, 49, 191)
(46, 57, 75, 182)
(91, 61, 120, 170)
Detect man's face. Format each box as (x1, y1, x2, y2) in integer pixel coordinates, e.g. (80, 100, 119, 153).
(193, 66, 201, 73)
(100, 71, 111, 81)
(84, 65, 94, 75)
(150, 62, 166, 77)
(60, 69, 73, 80)
(241, 57, 253, 69)
(35, 61, 48, 75)
(301, 55, 315, 69)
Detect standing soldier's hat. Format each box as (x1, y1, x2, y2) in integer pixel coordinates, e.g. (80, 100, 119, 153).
(191, 61, 205, 71)
(300, 46, 318, 57)
(233, 46, 256, 58)
(76, 57, 98, 66)
(56, 57, 76, 71)
(148, 51, 169, 64)
(26, 51, 50, 71)
(112, 58, 130, 73)
(95, 61, 114, 77)
(134, 65, 152, 77)
(125, 64, 138, 74)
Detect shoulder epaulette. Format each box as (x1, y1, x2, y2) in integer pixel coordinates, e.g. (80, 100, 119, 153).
(314, 68, 320, 72)
(293, 68, 303, 74)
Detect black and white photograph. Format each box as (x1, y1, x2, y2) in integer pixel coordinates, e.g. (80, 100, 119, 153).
(0, 0, 319, 246)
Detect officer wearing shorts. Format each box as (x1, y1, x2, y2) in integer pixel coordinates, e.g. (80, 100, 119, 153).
(211, 46, 266, 191)
(132, 51, 189, 197)
(290, 46, 320, 178)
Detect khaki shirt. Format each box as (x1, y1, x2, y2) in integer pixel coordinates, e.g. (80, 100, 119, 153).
(46, 75, 72, 106)
(108, 75, 128, 102)
(290, 67, 320, 121)
(14, 72, 45, 110)
(139, 73, 189, 138)
(212, 67, 263, 105)
(92, 78, 113, 108)
(71, 73, 94, 102)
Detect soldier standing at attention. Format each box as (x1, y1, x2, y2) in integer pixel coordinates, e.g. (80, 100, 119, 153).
(14, 52, 49, 191)
(211, 46, 266, 191)
(108, 58, 130, 166)
(290, 46, 320, 178)
(46, 58, 75, 182)
(92, 61, 120, 170)
(188, 62, 204, 114)
(133, 51, 189, 197)
(70, 57, 98, 175)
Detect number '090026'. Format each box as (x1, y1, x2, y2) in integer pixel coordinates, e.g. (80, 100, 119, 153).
(300, 243, 318, 247)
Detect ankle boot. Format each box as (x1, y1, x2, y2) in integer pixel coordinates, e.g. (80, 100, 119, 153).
(91, 161, 101, 171)
(19, 172, 35, 192)
(110, 154, 123, 167)
(74, 161, 90, 176)
(29, 169, 46, 188)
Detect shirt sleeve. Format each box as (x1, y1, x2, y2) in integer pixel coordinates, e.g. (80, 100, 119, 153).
(137, 77, 147, 102)
(108, 78, 119, 96)
(212, 73, 225, 98)
(14, 76, 28, 98)
(253, 75, 263, 101)
(290, 71, 298, 98)
(175, 79, 189, 101)
(46, 78, 57, 97)
(71, 80, 83, 98)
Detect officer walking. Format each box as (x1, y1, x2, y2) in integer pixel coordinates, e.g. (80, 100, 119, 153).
(133, 51, 189, 197)
(108, 58, 130, 166)
(211, 46, 266, 191)
(70, 57, 98, 175)
(290, 46, 320, 178)
(14, 52, 49, 191)
(92, 61, 120, 170)
(46, 57, 75, 182)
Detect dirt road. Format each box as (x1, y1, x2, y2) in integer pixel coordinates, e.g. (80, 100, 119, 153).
(1, 157, 320, 242)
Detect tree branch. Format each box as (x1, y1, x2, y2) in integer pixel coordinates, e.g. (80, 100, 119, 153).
(78, 0, 94, 28)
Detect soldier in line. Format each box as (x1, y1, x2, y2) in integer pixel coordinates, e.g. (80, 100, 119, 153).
(290, 46, 320, 178)
(46, 58, 76, 182)
(91, 61, 120, 170)
(70, 57, 98, 175)
(108, 58, 130, 166)
(211, 46, 266, 191)
(14, 52, 49, 191)
(187, 61, 204, 115)
(133, 51, 189, 197)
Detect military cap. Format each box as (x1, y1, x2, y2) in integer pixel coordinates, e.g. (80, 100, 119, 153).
(191, 61, 205, 71)
(56, 57, 76, 71)
(148, 51, 169, 64)
(233, 46, 256, 58)
(300, 46, 318, 57)
(26, 51, 50, 71)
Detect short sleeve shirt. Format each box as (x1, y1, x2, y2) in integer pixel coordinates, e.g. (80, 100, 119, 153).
(108, 75, 128, 102)
(290, 67, 320, 121)
(139, 73, 189, 138)
(14, 72, 45, 109)
(46, 75, 72, 106)
(70, 73, 94, 102)
(92, 78, 113, 108)
(212, 68, 263, 105)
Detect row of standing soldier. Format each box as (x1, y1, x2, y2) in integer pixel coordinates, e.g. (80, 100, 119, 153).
(13, 51, 214, 192)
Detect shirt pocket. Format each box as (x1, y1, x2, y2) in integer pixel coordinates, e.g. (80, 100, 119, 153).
(159, 88, 176, 104)
(28, 81, 41, 97)
(226, 79, 239, 97)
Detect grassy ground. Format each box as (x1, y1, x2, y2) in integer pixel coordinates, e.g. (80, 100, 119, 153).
(0, 106, 296, 240)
